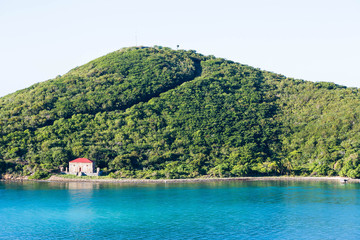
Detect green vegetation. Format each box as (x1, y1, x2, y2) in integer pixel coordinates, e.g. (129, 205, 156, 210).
(28, 170, 50, 180)
(1, 46, 360, 179)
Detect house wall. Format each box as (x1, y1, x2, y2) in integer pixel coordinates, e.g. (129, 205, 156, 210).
(69, 162, 94, 173)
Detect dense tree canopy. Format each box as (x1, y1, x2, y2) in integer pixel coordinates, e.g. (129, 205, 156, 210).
(1, 46, 360, 179)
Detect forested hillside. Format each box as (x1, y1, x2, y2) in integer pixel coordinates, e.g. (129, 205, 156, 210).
(1, 46, 360, 179)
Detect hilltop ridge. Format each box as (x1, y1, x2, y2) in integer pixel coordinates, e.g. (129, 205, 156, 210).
(1, 46, 360, 179)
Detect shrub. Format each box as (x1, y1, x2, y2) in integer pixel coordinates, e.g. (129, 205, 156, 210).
(28, 170, 50, 180)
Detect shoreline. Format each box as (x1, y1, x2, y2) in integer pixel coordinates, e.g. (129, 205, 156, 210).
(1, 175, 358, 184)
(47, 175, 360, 183)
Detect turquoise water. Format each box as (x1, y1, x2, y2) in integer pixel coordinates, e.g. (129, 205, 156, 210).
(1, 181, 360, 239)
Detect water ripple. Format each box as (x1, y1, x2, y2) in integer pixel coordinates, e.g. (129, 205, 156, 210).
(0, 181, 360, 239)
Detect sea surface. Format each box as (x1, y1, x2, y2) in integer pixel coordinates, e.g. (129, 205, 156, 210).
(0, 180, 360, 240)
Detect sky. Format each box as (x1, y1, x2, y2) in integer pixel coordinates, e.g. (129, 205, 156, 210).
(0, 0, 359, 97)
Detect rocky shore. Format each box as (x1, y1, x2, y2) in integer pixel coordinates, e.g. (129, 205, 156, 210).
(1, 174, 359, 184)
(0, 174, 28, 181)
(46, 175, 359, 184)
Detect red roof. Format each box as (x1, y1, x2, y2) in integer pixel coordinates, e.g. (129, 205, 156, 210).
(69, 158, 93, 163)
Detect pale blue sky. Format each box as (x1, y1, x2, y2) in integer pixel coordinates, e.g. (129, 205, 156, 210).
(0, 0, 359, 97)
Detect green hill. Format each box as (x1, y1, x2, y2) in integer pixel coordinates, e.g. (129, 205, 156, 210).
(1, 46, 360, 179)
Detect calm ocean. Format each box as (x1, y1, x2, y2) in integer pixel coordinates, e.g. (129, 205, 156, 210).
(0, 180, 359, 239)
